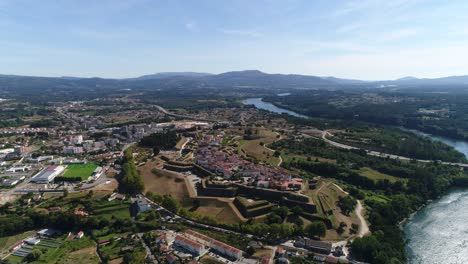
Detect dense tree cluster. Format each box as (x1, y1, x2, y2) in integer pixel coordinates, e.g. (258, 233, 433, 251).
(146, 192, 181, 213)
(265, 90, 468, 140)
(118, 149, 145, 195)
(272, 137, 468, 263)
(332, 127, 465, 162)
(337, 196, 356, 215)
(139, 130, 180, 152)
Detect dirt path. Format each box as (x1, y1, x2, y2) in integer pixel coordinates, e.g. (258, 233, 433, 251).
(332, 183, 370, 237)
(356, 200, 370, 237)
(277, 155, 283, 167)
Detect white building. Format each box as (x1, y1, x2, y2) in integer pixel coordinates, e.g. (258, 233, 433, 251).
(71, 135, 83, 145)
(6, 166, 31, 173)
(31, 166, 65, 183)
(174, 235, 205, 255)
(211, 241, 243, 260)
(184, 230, 243, 260)
(63, 146, 84, 155)
(24, 237, 40, 245)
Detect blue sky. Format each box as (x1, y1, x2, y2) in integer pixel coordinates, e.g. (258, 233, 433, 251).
(1, 0, 468, 80)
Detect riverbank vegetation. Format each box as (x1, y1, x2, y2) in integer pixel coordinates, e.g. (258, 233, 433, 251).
(264, 90, 468, 141)
(331, 127, 466, 162)
(272, 137, 468, 263)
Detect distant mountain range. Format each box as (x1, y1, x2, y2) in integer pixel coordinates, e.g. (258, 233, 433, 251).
(388, 75, 468, 85)
(1, 70, 468, 93)
(134, 72, 213, 80)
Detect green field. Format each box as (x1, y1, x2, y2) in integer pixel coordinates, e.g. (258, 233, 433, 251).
(358, 167, 401, 183)
(6, 237, 95, 264)
(91, 200, 132, 220)
(62, 164, 98, 181)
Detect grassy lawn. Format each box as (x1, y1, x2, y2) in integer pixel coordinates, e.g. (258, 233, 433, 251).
(281, 152, 336, 164)
(358, 167, 401, 183)
(92, 200, 131, 220)
(238, 129, 281, 166)
(62, 164, 98, 181)
(191, 198, 243, 224)
(365, 192, 391, 204)
(6, 255, 24, 263)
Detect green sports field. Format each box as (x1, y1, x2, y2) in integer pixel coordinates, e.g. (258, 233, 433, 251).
(62, 164, 98, 181)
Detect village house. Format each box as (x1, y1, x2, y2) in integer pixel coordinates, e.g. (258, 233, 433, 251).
(75, 231, 84, 239)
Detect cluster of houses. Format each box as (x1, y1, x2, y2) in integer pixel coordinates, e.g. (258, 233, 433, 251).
(0, 127, 54, 136)
(114, 123, 164, 142)
(195, 135, 303, 191)
(63, 134, 119, 155)
(155, 229, 243, 261)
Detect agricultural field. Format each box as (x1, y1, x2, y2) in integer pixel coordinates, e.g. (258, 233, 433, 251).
(38, 192, 131, 220)
(357, 167, 402, 183)
(97, 235, 146, 262)
(56, 246, 100, 264)
(6, 235, 95, 264)
(62, 164, 98, 181)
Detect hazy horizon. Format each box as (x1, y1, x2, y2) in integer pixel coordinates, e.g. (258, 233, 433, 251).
(2, 0, 468, 80)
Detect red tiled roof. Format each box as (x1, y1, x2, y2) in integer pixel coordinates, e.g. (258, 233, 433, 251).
(175, 235, 203, 249)
(185, 230, 242, 255)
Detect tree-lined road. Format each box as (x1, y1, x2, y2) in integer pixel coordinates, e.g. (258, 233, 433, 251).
(321, 131, 468, 168)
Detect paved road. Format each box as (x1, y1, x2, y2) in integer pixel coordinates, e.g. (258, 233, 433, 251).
(321, 131, 468, 168)
(155, 105, 223, 123)
(141, 195, 255, 240)
(136, 233, 157, 263)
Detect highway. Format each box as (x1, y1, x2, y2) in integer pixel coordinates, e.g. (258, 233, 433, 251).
(321, 131, 468, 168)
(154, 105, 226, 123)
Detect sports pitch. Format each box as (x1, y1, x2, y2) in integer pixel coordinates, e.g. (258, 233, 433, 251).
(62, 164, 98, 180)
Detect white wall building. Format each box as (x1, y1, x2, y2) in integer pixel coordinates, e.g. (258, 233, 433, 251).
(174, 235, 205, 256)
(31, 166, 65, 183)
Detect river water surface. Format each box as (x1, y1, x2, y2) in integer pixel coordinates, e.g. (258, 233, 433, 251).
(242, 97, 310, 119)
(243, 96, 468, 263)
(403, 134, 468, 264)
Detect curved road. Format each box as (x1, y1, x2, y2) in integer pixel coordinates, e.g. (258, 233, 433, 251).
(321, 131, 468, 168)
(155, 105, 225, 123)
(333, 183, 370, 238)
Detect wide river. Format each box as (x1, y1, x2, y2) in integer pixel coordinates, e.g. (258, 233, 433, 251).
(243, 97, 468, 263)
